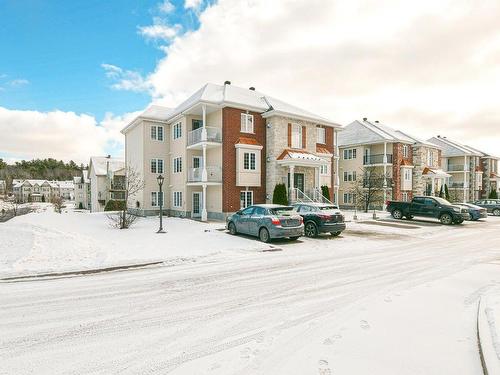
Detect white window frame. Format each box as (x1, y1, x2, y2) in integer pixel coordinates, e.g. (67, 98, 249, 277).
(150, 158, 164, 174)
(291, 123, 303, 149)
(240, 190, 253, 209)
(402, 192, 409, 202)
(193, 156, 202, 169)
(343, 148, 357, 160)
(320, 164, 328, 175)
(317, 126, 326, 144)
(243, 152, 256, 171)
(173, 191, 183, 208)
(240, 113, 254, 133)
(173, 157, 182, 173)
(151, 125, 164, 141)
(343, 193, 354, 204)
(404, 169, 412, 181)
(427, 150, 433, 166)
(402, 144, 409, 158)
(173, 122, 182, 140)
(343, 171, 356, 182)
(151, 191, 164, 207)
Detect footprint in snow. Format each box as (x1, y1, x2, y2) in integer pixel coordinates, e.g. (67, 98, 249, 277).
(323, 334, 342, 345)
(384, 296, 392, 303)
(240, 347, 251, 359)
(360, 320, 370, 330)
(318, 359, 332, 375)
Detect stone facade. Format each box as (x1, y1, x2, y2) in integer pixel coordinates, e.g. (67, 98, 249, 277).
(392, 143, 413, 201)
(412, 145, 441, 196)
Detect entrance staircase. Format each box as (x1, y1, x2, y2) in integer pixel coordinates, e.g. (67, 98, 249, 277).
(289, 187, 333, 205)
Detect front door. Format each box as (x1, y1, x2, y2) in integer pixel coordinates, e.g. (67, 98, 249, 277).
(288, 173, 305, 192)
(192, 192, 202, 218)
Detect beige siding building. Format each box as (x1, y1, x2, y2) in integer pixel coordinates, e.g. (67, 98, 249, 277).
(88, 156, 125, 212)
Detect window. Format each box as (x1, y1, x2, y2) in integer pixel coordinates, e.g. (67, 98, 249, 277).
(402, 192, 409, 202)
(291, 123, 302, 149)
(241, 113, 254, 133)
(173, 157, 182, 173)
(240, 206, 254, 215)
(343, 148, 357, 160)
(343, 171, 357, 182)
(150, 159, 164, 174)
(320, 164, 328, 175)
(240, 190, 253, 208)
(173, 191, 182, 207)
(404, 169, 412, 181)
(192, 119, 202, 130)
(173, 122, 182, 139)
(151, 125, 164, 141)
(317, 126, 326, 144)
(427, 150, 434, 166)
(253, 207, 266, 215)
(343, 193, 354, 204)
(193, 156, 201, 169)
(402, 144, 409, 158)
(243, 152, 256, 170)
(151, 191, 164, 207)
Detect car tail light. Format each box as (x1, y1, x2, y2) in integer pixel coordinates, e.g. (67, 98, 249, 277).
(385, 200, 390, 206)
(271, 216, 281, 225)
(318, 214, 331, 221)
(298, 216, 303, 224)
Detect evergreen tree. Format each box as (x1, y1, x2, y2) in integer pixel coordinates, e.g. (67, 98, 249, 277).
(321, 185, 330, 200)
(439, 185, 444, 198)
(272, 183, 288, 205)
(489, 190, 498, 199)
(444, 184, 450, 201)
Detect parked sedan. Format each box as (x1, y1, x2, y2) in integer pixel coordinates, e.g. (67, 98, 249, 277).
(455, 203, 487, 221)
(293, 203, 346, 237)
(226, 204, 304, 242)
(472, 199, 500, 216)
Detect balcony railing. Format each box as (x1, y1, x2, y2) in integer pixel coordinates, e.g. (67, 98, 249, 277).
(187, 126, 222, 146)
(450, 182, 467, 188)
(362, 178, 393, 188)
(110, 180, 126, 190)
(363, 154, 393, 165)
(188, 166, 222, 183)
(447, 164, 467, 172)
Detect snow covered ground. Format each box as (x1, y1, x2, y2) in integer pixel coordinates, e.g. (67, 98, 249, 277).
(1, 209, 500, 374)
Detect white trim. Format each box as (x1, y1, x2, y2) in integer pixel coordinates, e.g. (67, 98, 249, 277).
(235, 143, 263, 150)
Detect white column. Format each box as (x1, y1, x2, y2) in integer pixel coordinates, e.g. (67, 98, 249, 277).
(335, 130, 340, 204)
(202, 144, 207, 182)
(201, 184, 207, 222)
(201, 104, 207, 141)
(289, 165, 295, 202)
(383, 142, 388, 209)
(463, 155, 467, 202)
(431, 177, 435, 196)
(315, 167, 320, 190)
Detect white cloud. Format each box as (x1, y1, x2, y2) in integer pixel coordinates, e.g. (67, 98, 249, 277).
(0, 107, 137, 164)
(184, 0, 202, 10)
(158, 0, 175, 13)
(137, 20, 181, 41)
(145, 0, 500, 155)
(9, 78, 29, 87)
(102, 63, 151, 93)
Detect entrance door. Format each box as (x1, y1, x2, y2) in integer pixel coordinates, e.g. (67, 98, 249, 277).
(288, 173, 305, 192)
(192, 192, 202, 218)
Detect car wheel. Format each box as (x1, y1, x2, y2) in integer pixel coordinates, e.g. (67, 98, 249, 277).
(289, 236, 300, 241)
(392, 209, 403, 220)
(304, 222, 318, 238)
(330, 232, 341, 237)
(228, 222, 237, 235)
(439, 213, 453, 225)
(259, 228, 270, 243)
(493, 209, 500, 216)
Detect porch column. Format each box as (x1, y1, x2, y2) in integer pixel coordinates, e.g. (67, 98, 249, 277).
(202, 104, 208, 182)
(201, 104, 207, 141)
(431, 177, 435, 196)
(202, 144, 207, 182)
(315, 166, 320, 190)
(201, 183, 207, 222)
(463, 155, 467, 202)
(289, 165, 295, 202)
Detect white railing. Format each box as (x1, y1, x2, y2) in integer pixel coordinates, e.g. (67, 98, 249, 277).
(187, 126, 222, 146)
(188, 166, 222, 182)
(312, 187, 333, 204)
(289, 188, 314, 203)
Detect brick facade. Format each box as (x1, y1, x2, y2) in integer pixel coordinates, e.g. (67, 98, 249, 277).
(325, 127, 336, 202)
(392, 143, 413, 201)
(222, 107, 266, 212)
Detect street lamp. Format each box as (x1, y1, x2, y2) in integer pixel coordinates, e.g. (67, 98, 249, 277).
(156, 174, 165, 233)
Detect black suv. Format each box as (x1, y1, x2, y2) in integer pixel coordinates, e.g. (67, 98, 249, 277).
(472, 199, 500, 216)
(293, 203, 346, 237)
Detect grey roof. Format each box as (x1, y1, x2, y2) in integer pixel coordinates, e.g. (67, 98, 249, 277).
(123, 83, 341, 133)
(427, 136, 485, 157)
(89, 156, 125, 176)
(338, 119, 434, 147)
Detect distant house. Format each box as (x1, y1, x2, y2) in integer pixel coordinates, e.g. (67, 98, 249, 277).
(74, 170, 90, 209)
(12, 179, 74, 203)
(0, 180, 6, 196)
(88, 156, 125, 212)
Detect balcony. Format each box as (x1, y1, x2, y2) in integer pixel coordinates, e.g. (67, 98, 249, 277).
(450, 182, 468, 188)
(110, 180, 126, 191)
(362, 177, 393, 188)
(447, 164, 468, 172)
(187, 127, 222, 148)
(363, 154, 393, 165)
(187, 166, 222, 183)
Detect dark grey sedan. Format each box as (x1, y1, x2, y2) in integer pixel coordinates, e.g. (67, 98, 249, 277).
(226, 204, 304, 242)
(472, 199, 500, 216)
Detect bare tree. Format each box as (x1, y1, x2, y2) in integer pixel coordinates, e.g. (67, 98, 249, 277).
(51, 196, 64, 213)
(348, 166, 391, 212)
(107, 166, 144, 229)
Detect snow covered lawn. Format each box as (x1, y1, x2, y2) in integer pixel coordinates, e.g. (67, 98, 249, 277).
(0, 209, 272, 278)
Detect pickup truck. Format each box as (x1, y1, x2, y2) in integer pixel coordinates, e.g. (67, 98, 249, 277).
(386, 196, 470, 225)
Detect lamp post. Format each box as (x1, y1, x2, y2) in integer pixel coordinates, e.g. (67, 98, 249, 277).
(156, 174, 165, 233)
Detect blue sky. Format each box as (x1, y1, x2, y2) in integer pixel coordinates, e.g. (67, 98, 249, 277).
(0, 0, 200, 120)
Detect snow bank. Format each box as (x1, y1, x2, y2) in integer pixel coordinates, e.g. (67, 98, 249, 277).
(479, 289, 500, 374)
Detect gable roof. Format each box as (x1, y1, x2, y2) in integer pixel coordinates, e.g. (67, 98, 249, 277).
(89, 156, 125, 176)
(121, 105, 174, 134)
(339, 119, 418, 147)
(123, 83, 342, 133)
(427, 136, 485, 157)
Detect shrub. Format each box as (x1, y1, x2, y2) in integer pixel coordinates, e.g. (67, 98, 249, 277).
(439, 185, 444, 198)
(489, 190, 498, 199)
(78, 202, 83, 209)
(104, 200, 126, 211)
(321, 185, 330, 200)
(444, 184, 450, 201)
(272, 183, 288, 205)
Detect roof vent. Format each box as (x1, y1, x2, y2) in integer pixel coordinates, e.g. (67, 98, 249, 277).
(375, 120, 379, 123)
(363, 117, 367, 121)
(249, 87, 255, 91)
(106, 155, 111, 158)
(224, 80, 231, 85)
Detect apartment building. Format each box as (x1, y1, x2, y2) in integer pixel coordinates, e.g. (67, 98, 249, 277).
(428, 136, 499, 201)
(12, 179, 75, 203)
(122, 82, 342, 221)
(88, 156, 125, 212)
(74, 169, 90, 209)
(338, 119, 447, 208)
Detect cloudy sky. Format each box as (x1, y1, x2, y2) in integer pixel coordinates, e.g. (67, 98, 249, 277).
(1, 0, 499, 163)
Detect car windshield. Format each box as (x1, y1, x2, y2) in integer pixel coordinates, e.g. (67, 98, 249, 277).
(433, 197, 451, 205)
(318, 206, 338, 211)
(269, 206, 296, 216)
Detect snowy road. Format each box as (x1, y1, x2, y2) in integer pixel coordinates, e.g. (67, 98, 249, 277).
(2, 218, 500, 374)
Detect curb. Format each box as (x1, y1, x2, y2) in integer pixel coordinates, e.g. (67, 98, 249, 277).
(477, 295, 500, 375)
(0, 261, 164, 283)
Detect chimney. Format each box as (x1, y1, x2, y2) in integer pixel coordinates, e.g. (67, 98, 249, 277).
(224, 80, 231, 85)
(375, 120, 379, 123)
(249, 87, 255, 91)
(106, 155, 111, 158)
(363, 117, 367, 121)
